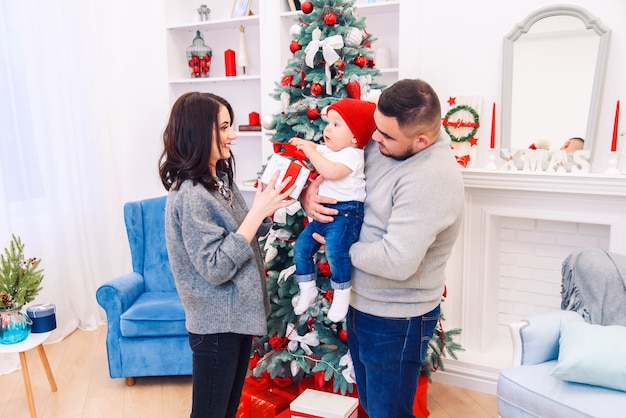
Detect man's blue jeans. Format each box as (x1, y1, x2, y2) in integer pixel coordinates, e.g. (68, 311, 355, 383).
(346, 305, 441, 418)
(188, 332, 251, 418)
(294, 200, 363, 289)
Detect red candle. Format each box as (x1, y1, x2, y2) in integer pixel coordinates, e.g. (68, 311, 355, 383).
(224, 49, 236, 77)
(490, 102, 496, 149)
(611, 100, 620, 152)
(248, 112, 260, 126)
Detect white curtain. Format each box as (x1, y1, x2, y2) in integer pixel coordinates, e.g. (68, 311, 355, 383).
(0, 1, 148, 373)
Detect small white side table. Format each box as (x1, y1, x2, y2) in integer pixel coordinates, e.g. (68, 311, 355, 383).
(0, 332, 57, 418)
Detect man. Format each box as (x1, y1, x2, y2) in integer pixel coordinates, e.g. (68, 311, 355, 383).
(301, 79, 464, 417)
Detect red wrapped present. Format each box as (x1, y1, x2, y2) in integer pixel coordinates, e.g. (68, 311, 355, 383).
(259, 153, 310, 199)
(236, 374, 300, 418)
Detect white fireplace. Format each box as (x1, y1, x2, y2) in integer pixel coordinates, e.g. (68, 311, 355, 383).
(434, 169, 626, 394)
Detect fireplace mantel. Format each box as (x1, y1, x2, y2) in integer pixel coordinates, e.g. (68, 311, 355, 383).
(461, 169, 626, 197)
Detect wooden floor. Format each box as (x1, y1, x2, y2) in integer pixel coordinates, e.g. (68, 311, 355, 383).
(0, 327, 498, 417)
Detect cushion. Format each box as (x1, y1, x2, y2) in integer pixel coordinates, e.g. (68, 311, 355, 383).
(120, 292, 187, 338)
(551, 319, 626, 392)
(498, 361, 626, 418)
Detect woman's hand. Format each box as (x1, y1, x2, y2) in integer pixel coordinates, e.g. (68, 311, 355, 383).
(250, 172, 295, 219)
(238, 172, 295, 242)
(300, 175, 338, 223)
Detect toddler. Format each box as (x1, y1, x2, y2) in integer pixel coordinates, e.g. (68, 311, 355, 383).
(290, 98, 376, 322)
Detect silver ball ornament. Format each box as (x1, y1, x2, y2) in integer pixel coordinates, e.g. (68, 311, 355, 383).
(344, 27, 363, 48)
(262, 114, 276, 130)
(290, 24, 301, 39)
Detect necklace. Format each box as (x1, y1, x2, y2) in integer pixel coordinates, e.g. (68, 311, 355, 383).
(216, 180, 234, 208)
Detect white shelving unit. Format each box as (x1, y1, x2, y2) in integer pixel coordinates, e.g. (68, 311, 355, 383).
(164, 0, 401, 191)
(164, 2, 263, 191)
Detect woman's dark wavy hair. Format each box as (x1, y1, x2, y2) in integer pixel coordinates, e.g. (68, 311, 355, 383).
(158, 92, 235, 192)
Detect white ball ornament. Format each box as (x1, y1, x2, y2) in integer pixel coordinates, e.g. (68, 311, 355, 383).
(290, 24, 301, 39)
(321, 105, 330, 122)
(344, 27, 363, 48)
(261, 114, 276, 130)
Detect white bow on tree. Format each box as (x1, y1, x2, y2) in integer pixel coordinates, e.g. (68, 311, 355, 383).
(286, 322, 320, 355)
(339, 351, 356, 384)
(304, 28, 344, 94)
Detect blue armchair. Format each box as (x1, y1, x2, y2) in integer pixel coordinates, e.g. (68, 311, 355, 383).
(96, 196, 191, 385)
(497, 249, 626, 417)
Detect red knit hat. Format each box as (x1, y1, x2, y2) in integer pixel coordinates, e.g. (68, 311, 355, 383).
(327, 98, 376, 149)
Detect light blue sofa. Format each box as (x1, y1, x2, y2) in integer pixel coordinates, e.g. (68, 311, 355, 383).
(96, 196, 191, 385)
(497, 249, 626, 417)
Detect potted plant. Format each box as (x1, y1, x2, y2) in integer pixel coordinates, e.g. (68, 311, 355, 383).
(0, 234, 44, 344)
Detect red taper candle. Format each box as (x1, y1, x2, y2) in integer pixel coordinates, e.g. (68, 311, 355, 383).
(490, 102, 496, 149)
(611, 100, 620, 152)
(224, 49, 236, 77)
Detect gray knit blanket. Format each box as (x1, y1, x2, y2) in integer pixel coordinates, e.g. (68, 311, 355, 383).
(561, 248, 626, 326)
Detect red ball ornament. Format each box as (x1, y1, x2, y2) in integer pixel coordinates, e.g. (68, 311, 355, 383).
(310, 82, 323, 96)
(354, 55, 367, 68)
(306, 317, 316, 330)
(306, 107, 321, 121)
(269, 334, 287, 349)
(315, 371, 327, 389)
(249, 351, 260, 369)
(290, 39, 302, 54)
(281, 75, 294, 86)
(338, 329, 348, 343)
(301, 1, 313, 14)
(324, 12, 337, 26)
(316, 259, 331, 276)
(346, 80, 361, 99)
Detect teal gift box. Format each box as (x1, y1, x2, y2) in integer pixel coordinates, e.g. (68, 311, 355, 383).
(26, 303, 57, 333)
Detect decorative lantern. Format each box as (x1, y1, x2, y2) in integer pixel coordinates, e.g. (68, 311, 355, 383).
(186, 31, 212, 78)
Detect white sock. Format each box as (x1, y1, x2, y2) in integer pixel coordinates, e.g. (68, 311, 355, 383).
(327, 287, 351, 323)
(294, 281, 318, 315)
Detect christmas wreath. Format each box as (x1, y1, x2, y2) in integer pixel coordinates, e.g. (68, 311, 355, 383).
(442, 105, 480, 143)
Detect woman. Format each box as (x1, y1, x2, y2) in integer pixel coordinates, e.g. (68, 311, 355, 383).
(158, 92, 294, 418)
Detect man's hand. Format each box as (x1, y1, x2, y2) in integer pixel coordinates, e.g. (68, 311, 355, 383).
(300, 175, 338, 223)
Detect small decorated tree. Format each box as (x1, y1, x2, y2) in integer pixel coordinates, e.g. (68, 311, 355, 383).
(0, 234, 44, 310)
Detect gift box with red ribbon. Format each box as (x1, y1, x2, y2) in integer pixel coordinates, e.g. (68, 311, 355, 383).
(236, 374, 300, 418)
(260, 153, 311, 199)
(294, 373, 430, 418)
(291, 389, 359, 418)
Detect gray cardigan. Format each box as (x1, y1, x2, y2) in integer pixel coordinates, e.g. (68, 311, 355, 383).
(349, 130, 464, 318)
(165, 178, 271, 336)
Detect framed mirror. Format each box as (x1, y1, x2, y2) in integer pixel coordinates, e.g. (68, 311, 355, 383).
(501, 5, 611, 157)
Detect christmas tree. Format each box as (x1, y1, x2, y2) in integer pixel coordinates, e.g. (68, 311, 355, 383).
(252, 0, 382, 395)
